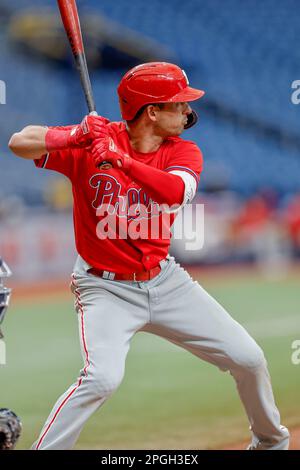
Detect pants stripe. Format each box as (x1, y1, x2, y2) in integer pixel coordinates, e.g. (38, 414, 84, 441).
(35, 274, 90, 449)
(35, 378, 83, 449)
(72, 273, 90, 376)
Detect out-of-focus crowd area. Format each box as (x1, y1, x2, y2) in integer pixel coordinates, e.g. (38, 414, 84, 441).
(0, 0, 300, 279)
(1, 181, 299, 281)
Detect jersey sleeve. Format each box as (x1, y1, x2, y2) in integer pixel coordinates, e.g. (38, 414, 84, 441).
(164, 140, 203, 205)
(34, 147, 77, 180)
(164, 141, 203, 184)
(33, 125, 81, 179)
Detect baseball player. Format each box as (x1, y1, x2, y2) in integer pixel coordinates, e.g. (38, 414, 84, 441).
(9, 62, 289, 450)
(0, 258, 22, 450)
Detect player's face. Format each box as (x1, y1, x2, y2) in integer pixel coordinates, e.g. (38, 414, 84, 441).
(153, 102, 193, 136)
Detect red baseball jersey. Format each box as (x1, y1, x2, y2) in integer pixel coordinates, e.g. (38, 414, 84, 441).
(35, 122, 203, 273)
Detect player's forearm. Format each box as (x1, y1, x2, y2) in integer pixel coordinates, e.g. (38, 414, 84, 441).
(127, 159, 185, 208)
(8, 126, 48, 159)
(8, 115, 107, 160)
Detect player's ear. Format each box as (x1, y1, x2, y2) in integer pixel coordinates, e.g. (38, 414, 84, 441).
(146, 105, 159, 122)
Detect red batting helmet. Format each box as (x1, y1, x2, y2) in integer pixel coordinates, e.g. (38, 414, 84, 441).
(117, 62, 205, 128)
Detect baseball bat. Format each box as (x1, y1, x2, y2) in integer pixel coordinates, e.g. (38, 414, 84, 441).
(57, 0, 112, 169)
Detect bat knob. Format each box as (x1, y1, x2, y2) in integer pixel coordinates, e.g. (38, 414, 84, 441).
(98, 161, 113, 170)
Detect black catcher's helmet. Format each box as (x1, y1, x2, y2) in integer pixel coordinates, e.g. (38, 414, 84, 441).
(0, 408, 22, 450)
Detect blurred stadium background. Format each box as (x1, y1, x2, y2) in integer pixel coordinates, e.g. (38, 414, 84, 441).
(0, 0, 299, 450)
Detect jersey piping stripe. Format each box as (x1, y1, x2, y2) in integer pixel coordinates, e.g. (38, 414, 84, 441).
(35, 274, 90, 450)
(42, 153, 50, 169)
(165, 166, 199, 185)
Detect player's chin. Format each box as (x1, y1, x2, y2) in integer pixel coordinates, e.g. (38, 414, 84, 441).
(170, 125, 185, 136)
(179, 122, 187, 132)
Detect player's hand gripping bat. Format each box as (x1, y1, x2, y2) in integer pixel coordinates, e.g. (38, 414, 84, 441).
(57, 0, 112, 169)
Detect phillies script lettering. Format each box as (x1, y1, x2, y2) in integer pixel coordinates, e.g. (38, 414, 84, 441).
(90, 173, 161, 220)
(88, 173, 204, 248)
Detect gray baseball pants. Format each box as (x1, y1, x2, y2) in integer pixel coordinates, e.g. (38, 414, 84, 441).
(32, 255, 289, 450)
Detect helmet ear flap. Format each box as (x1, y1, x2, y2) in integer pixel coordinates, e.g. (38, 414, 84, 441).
(184, 110, 198, 129)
